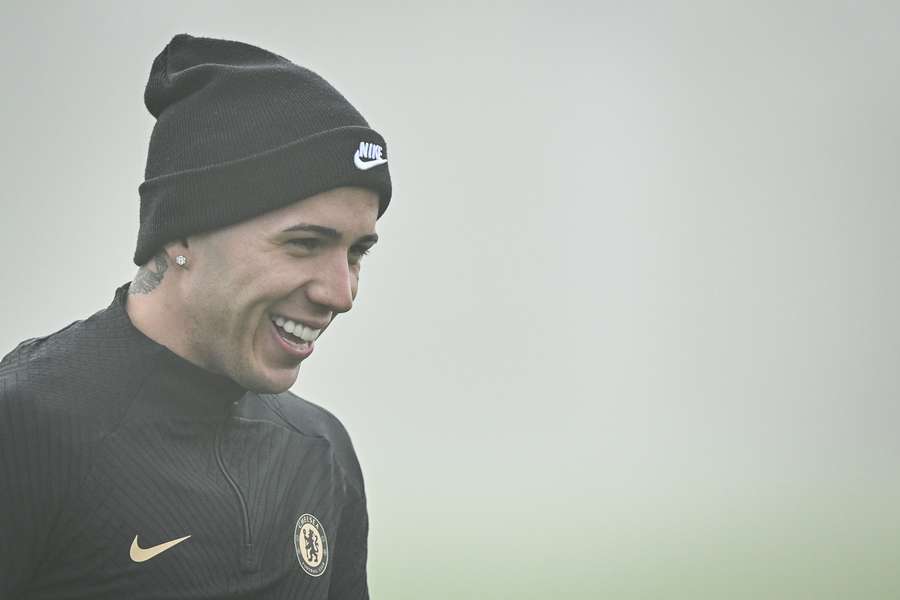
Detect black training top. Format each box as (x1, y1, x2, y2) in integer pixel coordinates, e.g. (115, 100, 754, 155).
(0, 283, 369, 599)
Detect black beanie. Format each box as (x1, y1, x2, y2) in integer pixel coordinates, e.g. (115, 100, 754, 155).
(134, 34, 392, 266)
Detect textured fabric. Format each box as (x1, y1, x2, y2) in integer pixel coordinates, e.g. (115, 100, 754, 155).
(0, 283, 369, 599)
(134, 33, 392, 266)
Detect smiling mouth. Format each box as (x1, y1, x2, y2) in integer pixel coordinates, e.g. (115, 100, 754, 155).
(270, 314, 321, 346)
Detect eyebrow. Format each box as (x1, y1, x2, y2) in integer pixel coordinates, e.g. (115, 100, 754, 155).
(281, 223, 379, 245)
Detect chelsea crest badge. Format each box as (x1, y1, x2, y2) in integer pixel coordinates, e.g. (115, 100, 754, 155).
(294, 513, 328, 577)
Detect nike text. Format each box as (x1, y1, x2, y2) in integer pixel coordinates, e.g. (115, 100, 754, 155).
(353, 142, 387, 170)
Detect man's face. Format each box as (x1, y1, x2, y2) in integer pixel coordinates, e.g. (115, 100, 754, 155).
(179, 186, 380, 393)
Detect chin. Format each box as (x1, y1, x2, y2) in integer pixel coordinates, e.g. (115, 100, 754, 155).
(240, 366, 301, 394)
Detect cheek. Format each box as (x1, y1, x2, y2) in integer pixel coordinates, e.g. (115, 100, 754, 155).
(189, 271, 256, 336)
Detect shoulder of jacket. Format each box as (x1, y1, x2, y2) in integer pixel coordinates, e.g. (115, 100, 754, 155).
(262, 391, 366, 493)
(263, 390, 347, 439)
(0, 312, 160, 431)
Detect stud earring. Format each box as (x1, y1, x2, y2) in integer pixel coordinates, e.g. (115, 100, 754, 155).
(175, 255, 188, 267)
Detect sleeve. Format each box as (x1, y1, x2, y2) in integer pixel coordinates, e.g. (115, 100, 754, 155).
(327, 477, 370, 600)
(0, 370, 85, 598)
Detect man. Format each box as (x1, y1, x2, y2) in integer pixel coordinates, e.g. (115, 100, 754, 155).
(0, 34, 391, 599)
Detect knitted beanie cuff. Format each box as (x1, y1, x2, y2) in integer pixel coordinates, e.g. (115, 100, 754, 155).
(134, 125, 391, 265)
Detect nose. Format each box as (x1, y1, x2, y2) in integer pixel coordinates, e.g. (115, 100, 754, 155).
(306, 252, 355, 314)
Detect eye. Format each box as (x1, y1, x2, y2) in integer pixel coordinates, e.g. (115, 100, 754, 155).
(348, 246, 372, 265)
(287, 238, 321, 251)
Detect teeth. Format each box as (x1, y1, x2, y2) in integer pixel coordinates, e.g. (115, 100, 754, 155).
(272, 315, 321, 342)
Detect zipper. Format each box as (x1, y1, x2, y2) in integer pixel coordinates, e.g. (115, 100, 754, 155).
(215, 408, 259, 572)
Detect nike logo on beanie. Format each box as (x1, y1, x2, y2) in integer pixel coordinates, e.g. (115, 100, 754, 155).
(353, 141, 388, 170)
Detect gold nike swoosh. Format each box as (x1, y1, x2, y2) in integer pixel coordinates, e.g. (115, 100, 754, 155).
(129, 534, 191, 563)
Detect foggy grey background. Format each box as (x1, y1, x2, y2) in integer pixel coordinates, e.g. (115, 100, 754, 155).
(2, 2, 898, 598)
